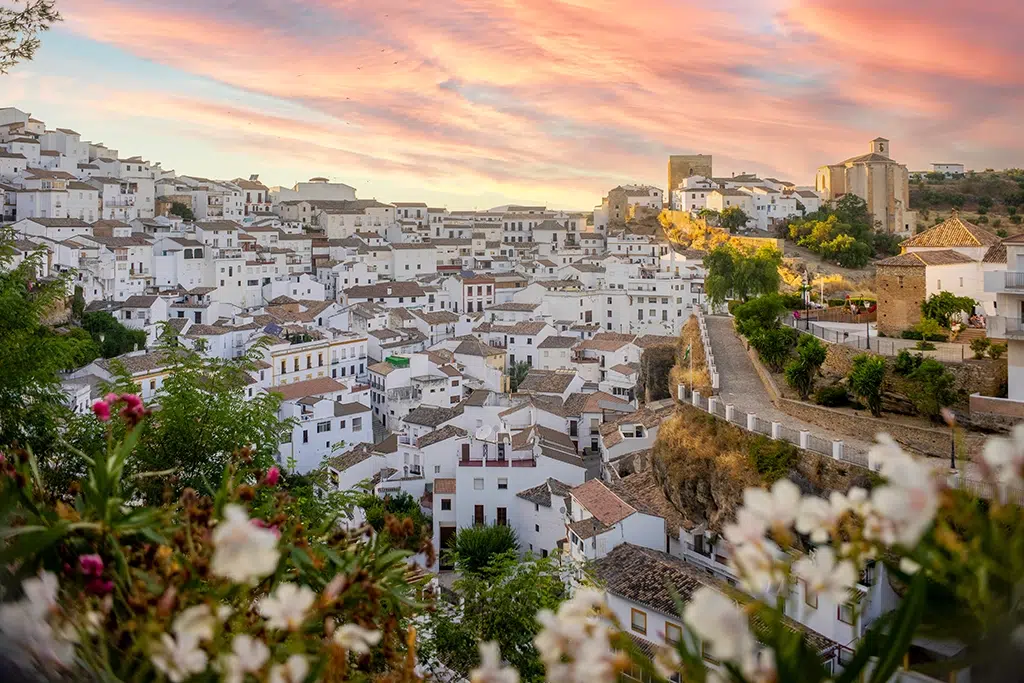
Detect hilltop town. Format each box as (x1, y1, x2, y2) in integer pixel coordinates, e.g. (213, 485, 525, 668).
(2, 103, 1022, 682)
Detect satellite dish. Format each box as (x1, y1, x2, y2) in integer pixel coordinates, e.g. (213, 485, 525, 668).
(474, 424, 493, 440)
(559, 506, 566, 515)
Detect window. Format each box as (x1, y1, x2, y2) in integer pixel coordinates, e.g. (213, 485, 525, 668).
(665, 622, 682, 644)
(498, 478, 508, 490)
(434, 465, 441, 474)
(701, 643, 719, 664)
(535, 524, 540, 532)
(473, 478, 484, 490)
(496, 507, 507, 526)
(803, 581, 818, 609)
(440, 498, 452, 511)
(838, 603, 855, 625)
(630, 609, 647, 635)
(302, 430, 308, 444)
(352, 417, 362, 430)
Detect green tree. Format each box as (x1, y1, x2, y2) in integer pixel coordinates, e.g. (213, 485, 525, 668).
(908, 359, 957, 420)
(81, 311, 147, 358)
(703, 243, 781, 308)
(0, 233, 79, 461)
(749, 326, 798, 372)
(358, 490, 431, 550)
(0, 0, 61, 73)
(420, 552, 566, 683)
(970, 337, 991, 360)
(447, 523, 520, 575)
(61, 327, 286, 503)
(848, 354, 886, 417)
(169, 201, 195, 221)
(719, 206, 749, 233)
(508, 360, 531, 392)
(733, 294, 786, 338)
(784, 334, 827, 399)
(920, 291, 976, 328)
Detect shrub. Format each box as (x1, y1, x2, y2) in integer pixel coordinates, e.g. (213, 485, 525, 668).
(894, 349, 925, 376)
(915, 340, 937, 351)
(921, 292, 977, 328)
(989, 343, 1007, 360)
(750, 326, 798, 372)
(908, 358, 958, 420)
(747, 437, 798, 483)
(778, 292, 805, 310)
(448, 524, 520, 575)
(784, 335, 827, 399)
(900, 329, 923, 340)
(733, 294, 786, 337)
(970, 338, 992, 359)
(815, 384, 849, 407)
(848, 354, 886, 417)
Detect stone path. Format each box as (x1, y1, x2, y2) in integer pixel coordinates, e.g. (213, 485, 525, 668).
(704, 314, 877, 455)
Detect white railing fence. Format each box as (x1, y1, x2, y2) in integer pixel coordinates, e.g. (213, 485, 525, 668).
(694, 307, 720, 392)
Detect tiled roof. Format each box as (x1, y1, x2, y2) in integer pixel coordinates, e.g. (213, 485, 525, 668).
(562, 391, 630, 417)
(334, 401, 369, 417)
(611, 470, 688, 532)
(454, 339, 505, 357)
(537, 336, 579, 349)
(368, 361, 398, 375)
(404, 405, 460, 428)
(272, 377, 347, 401)
(518, 369, 577, 394)
(900, 212, 1000, 248)
(517, 478, 573, 506)
(570, 479, 634, 526)
(344, 282, 425, 298)
(609, 363, 638, 376)
(96, 351, 169, 375)
(876, 250, 976, 267)
(325, 443, 374, 472)
(434, 478, 456, 494)
(416, 424, 467, 448)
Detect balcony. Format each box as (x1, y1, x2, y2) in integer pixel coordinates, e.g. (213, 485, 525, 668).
(984, 270, 1024, 294)
(986, 316, 1024, 340)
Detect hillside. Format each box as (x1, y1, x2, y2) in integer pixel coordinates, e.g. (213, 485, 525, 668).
(910, 170, 1024, 233)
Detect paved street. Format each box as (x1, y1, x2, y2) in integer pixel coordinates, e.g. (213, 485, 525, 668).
(704, 315, 877, 455)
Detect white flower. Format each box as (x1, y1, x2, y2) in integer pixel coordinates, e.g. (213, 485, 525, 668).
(558, 587, 606, 619)
(793, 546, 858, 604)
(534, 608, 588, 665)
(730, 541, 783, 595)
(260, 583, 316, 631)
(0, 600, 76, 669)
(742, 648, 776, 683)
(742, 479, 801, 529)
(723, 507, 768, 549)
(795, 495, 834, 544)
(210, 504, 280, 584)
(269, 655, 309, 683)
(471, 641, 520, 683)
(150, 632, 208, 683)
(533, 604, 615, 682)
(981, 424, 1024, 487)
(22, 570, 60, 619)
(220, 634, 270, 683)
(868, 449, 940, 547)
(334, 623, 381, 654)
(574, 630, 618, 681)
(654, 646, 682, 679)
(172, 604, 225, 642)
(682, 587, 754, 663)
(899, 558, 921, 575)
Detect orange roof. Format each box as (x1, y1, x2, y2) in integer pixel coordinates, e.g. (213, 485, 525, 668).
(570, 479, 634, 526)
(900, 211, 1000, 249)
(272, 377, 347, 401)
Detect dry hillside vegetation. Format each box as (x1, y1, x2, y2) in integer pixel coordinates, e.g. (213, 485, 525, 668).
(670, 316, 712, 396)
(652, 405, 875, 532)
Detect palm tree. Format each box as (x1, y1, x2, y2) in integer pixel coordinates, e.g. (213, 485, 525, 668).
(508, 360, 531, 392)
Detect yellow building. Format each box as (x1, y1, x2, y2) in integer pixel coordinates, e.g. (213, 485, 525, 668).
(816, 138, 914, 234)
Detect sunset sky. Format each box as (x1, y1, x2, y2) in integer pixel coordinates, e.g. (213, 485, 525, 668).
(6, 0, 1022, 209)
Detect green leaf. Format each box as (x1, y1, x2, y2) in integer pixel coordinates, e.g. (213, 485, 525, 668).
(0, 523, 70, 565)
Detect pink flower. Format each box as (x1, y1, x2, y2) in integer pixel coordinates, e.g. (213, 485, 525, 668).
(251, 519, 281, 539)
(264, 466, 281, 487)
(104, 393, 119, 404)
(121, 394, 143, 411)
(79, 554, 104, 577)
(84, 577, 114, 596)
(92, 400, 111, 422)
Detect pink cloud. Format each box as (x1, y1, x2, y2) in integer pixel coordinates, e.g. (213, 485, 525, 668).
(40, 0, 1024, 205)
